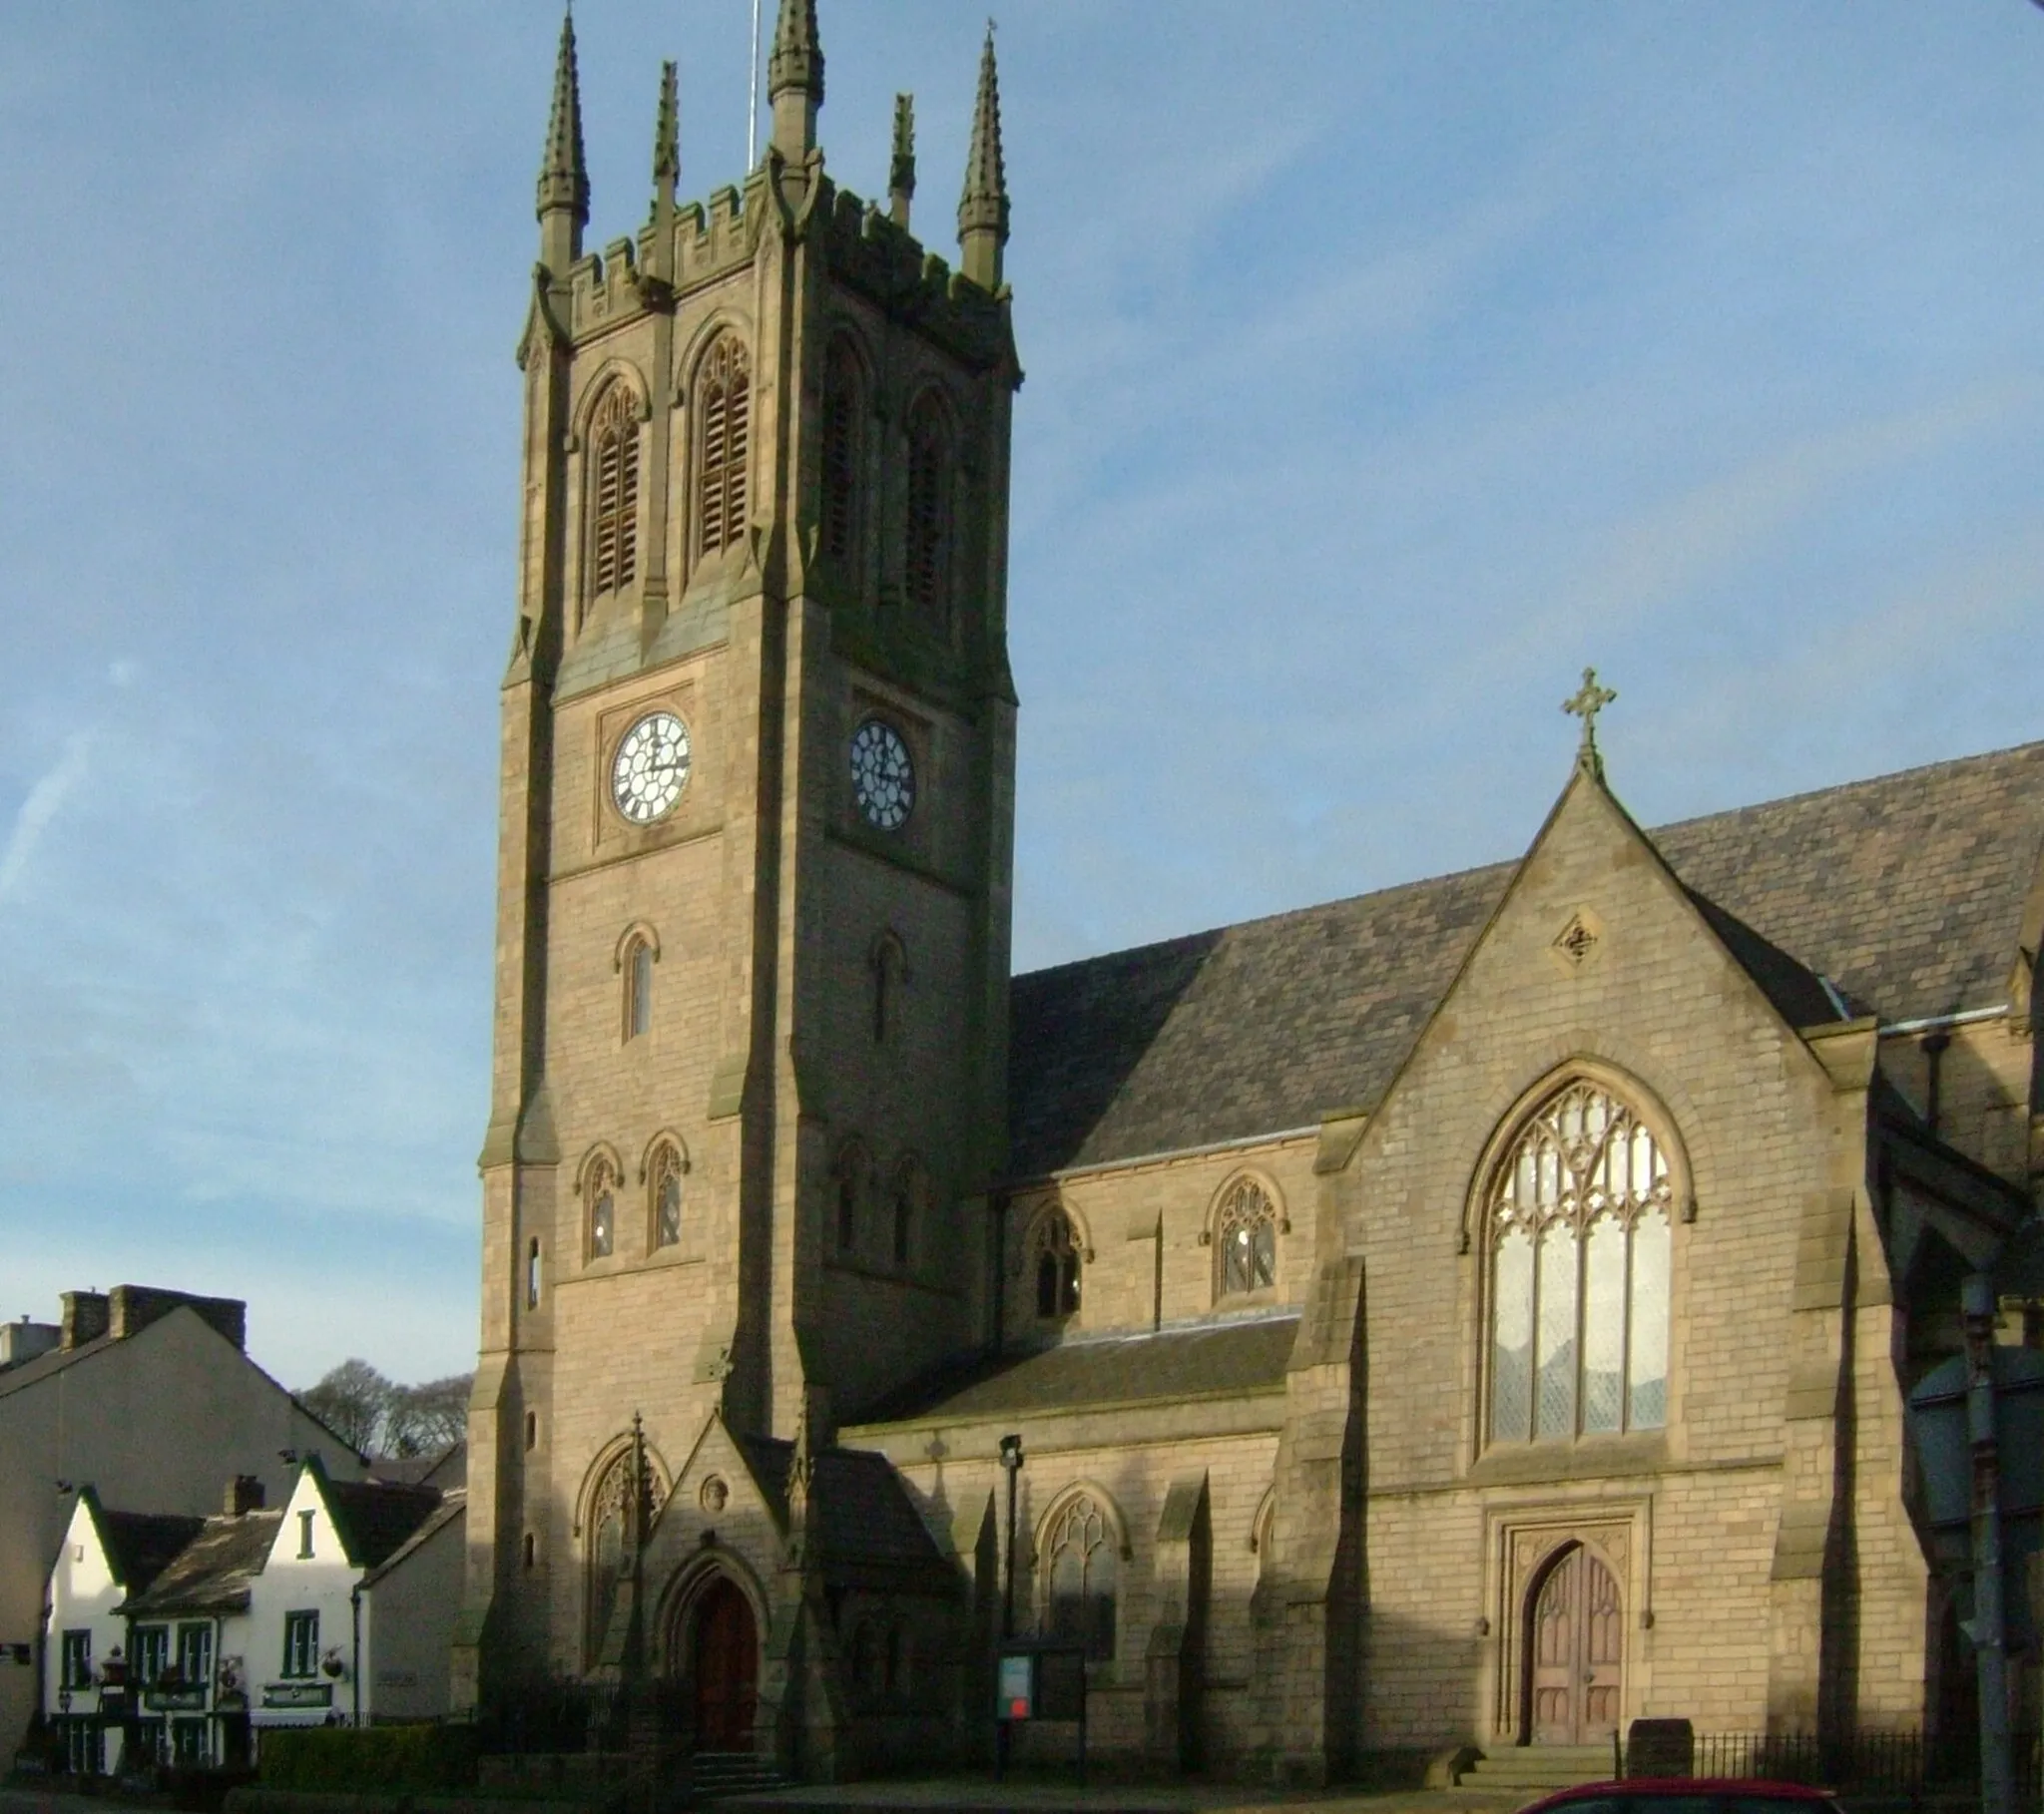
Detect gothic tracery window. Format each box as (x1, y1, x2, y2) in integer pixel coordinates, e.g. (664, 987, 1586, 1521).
(585, 1447, 665, 1664)
(904, 393, 950, 626)
(1486, 1080, 1674, 1445)
(650, 1141, 684, 1250)
(820, 338, 863, 566)
(696, 333, 752, 559)
(586, 1156, 617, 1261)
(1033, 1209, 1081, 1321)
(1216, 1176, 1278, 1297)
(1044, 1493, 1118, 1662)
(588, 382, 640, 599)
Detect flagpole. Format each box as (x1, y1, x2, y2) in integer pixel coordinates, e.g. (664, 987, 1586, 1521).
(748, 0, 763, 164)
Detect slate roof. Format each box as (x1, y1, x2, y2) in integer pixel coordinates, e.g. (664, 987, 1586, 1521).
(856, 1313, 1299, 1426)
(323, 1480, 446, 1571)
(96, 1509, 207, 1594)
(360, 1491, 464, 1588)
(734, 1438, 956, 1591)
(121, 1511, 282, 1618)
(1008, 740, 2044, 1176)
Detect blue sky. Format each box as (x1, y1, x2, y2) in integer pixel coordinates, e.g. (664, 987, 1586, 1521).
(4, 3, 2042, 1389)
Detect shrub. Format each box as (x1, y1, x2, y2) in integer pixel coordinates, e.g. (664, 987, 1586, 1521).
(257, 1724, 479, 1793)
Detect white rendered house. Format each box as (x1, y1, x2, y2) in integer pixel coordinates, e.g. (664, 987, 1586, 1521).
(42, 1461, 461, 1772)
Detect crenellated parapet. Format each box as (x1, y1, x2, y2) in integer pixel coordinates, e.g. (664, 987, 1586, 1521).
(552, 166, 1010, 375)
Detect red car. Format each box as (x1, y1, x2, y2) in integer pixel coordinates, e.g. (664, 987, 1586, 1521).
(1519, 1782, 1845, 1814)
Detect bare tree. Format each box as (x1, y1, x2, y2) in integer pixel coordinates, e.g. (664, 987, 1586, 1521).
(297, 1358, 392, 1454)
(382, 1373, 473, 1457)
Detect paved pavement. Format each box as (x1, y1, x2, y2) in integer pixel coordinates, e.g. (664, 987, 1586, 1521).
(0, 1784, 1530, 1814)
(721, 1784, 1529, 1813)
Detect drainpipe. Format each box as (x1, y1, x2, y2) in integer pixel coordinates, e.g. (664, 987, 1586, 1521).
(1961, 1273, 2011, 1814)
(349, 1586, 362, 1729)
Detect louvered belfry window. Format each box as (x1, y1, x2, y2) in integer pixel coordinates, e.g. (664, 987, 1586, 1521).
(821, 340, 862, 564)
(697, 333, 752, 558)
(905, 395, 948, 623)
(588, 384, 639, 597)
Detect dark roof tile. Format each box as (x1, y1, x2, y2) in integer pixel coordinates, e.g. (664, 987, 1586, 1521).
(1008, 741, 2044, 1174)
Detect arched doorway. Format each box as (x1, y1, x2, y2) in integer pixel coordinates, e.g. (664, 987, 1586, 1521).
(692, 1578, 759, 1750)
(1522, 1541, 1623, 1745)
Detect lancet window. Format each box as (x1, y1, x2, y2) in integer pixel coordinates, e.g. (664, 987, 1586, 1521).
(889, 1158, 925, 1268)
(587, 382, 640, 599)
(1044, 1493, 1118, 1662)
(1486, 1080, 1674, 1445)
(1216, 1176, 1278, 1297)
(623, 935, 654, 1042)
(650, 1141, 684, 1250)
(586, 1156, 617, 1262)
(696, 333, 751, 559)
(833, 1139, 869, 1256)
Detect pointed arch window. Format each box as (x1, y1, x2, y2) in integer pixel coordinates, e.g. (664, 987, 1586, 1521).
(588, 383, 640, 599)
(889, 1157, 927, 1269)
(622, 935, 655, 1042)
(649, 1140, 685, 1250)
(696, 333, 752, 559)
(1044, 1493, 1118, 1662)
(870, 932, 906, 1045)
(584, 1448, 664, 1666)
(820, 338, 864, 566)
(833, 1139, 869, 1257)
(904, 393, 951, 626)
(1486, 1080, 1674, 1445)
(1216, 1176, 1278, 1297)
(1032, 1209, 1081, 1321)
(586, 1156, 617, 1262)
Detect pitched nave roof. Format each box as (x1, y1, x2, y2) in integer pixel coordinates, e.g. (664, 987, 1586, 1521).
(1008, 739, 2044, 1177)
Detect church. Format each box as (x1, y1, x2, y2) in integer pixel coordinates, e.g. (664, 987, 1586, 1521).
(453, 0, 2044, 1784)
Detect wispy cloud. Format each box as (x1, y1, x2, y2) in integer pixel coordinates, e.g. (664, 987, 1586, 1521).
(0, 730, 93, 907)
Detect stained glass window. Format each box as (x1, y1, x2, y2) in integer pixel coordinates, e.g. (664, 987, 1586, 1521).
(1487, 1081, 1674, 1443)
(651, 1144, 684, 1249)
(587, 1159, 616, 1261)
(1216, 1177, 1278, 1297)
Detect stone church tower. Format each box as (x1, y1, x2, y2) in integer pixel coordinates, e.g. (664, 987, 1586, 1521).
(456, 0, 1021, 1726)
(454, 2, 2044, 1787)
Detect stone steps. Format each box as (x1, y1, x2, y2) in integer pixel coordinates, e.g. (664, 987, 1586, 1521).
(1458, 1744, 1623, 1793)
(693, 1749, 796, 1802)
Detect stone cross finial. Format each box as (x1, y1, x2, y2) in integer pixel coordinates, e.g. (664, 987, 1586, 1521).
(1563, 668, 1617, 771)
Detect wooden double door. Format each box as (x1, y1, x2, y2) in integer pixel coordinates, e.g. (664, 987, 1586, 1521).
(691, 1578, 759, 1749)
(1527, 1543, 1624, 1745)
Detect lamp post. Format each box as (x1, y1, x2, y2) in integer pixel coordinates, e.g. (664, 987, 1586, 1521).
(997, 1435, 1023, 1638)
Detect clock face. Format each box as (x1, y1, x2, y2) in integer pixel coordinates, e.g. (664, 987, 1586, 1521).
(611, 710, 692, 825)
(849, 718, 915, 831)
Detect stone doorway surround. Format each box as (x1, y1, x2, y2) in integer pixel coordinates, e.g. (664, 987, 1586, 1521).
(1483, 1497, 1653, 1746)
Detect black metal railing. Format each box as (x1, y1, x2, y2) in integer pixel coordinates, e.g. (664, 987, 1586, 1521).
(1676, 1729, 2043, 1798)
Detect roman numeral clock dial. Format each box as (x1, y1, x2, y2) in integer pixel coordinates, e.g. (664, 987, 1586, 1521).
(850, 718, 915, 831)
(611, 710, 692, 825)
